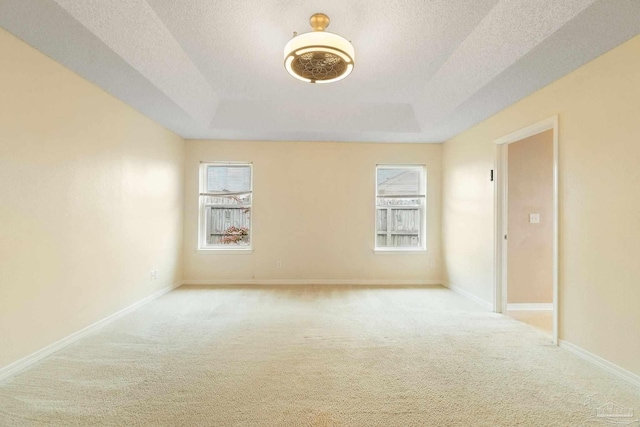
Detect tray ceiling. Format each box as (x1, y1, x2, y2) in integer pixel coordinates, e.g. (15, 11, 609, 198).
(1, 0, 639, 142)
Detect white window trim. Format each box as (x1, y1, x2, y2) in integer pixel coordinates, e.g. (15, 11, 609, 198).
(374, 164, 427, 253)
(198, 161, 253, 252)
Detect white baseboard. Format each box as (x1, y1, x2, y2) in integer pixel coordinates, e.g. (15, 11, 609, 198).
(0, 282, 180, 383)
(559, 340, 640, 389)
(507, 303, 553, 311)
(442, 283, 493, 310)
(182, 279, 443, 286)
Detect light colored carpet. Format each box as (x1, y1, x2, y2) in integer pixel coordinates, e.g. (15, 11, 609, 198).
(0, 285, 638, 426)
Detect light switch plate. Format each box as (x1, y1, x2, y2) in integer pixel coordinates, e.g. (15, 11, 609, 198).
(529, 213, 540, 224)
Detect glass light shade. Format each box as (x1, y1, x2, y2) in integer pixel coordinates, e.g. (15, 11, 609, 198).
(284, 30, 355, 84)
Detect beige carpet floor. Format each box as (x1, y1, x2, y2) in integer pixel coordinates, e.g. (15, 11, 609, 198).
(0, 285, 638, 426)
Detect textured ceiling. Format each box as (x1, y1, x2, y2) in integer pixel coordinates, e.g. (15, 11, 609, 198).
(1, 0, 639, 143)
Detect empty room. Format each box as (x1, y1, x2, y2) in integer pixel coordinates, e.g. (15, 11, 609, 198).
(1, 1, 639, 425)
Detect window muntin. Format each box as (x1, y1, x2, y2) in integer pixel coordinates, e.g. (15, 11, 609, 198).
(199, 163, 252, 250)
(375, 165, 426, 251)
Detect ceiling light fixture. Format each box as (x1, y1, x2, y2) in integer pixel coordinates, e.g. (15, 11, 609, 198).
(284, 13, 355, 84)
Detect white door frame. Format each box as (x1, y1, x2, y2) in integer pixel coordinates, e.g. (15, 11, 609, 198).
(493, 115, 559, 345)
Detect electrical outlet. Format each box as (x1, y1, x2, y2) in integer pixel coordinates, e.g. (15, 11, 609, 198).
(150, 270, 159, 280)
(276, 261, 282, 269)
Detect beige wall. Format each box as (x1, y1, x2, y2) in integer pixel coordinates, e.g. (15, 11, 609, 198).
(442, 34, 640, 375)
(184, 141, 442, 283)
(441, 130, 495, 304)
(507, 130, 553, 304)
(0, 28, 185, 370)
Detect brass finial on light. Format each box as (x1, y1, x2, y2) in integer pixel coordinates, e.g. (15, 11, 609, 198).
(309, 13, 330, 31)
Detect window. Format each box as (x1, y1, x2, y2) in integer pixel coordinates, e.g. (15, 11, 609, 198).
(198, 162, 252, 250)
(375, 165, 426, 251)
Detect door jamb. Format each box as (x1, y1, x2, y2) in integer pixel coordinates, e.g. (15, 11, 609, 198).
(493, 115, 559, 345)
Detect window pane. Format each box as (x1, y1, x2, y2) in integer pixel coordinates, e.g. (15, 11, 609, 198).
(390, 208, 420, 233)
(377, 168, 421, 196)
(376, 208, 388, 232)
(390, 235, 420, 247)
(207, 165, 251, 193)
(375, 165, 425, 250)
(207, 206, 251, 246)
(376, 207, 421, 248)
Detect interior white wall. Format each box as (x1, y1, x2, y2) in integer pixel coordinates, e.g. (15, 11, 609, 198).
(182, 140, 443, 284)
(0, 28, 185, 370)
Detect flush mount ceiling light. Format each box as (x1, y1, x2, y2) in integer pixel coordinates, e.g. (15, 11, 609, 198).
(284, 13, 355, 84)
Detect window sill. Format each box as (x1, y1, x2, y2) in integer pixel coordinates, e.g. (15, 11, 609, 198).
(373, 248, 427, 255)
(197, 248, 253, 255)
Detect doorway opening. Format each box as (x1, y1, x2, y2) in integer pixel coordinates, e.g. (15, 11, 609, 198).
(494, 116, 558, 344)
